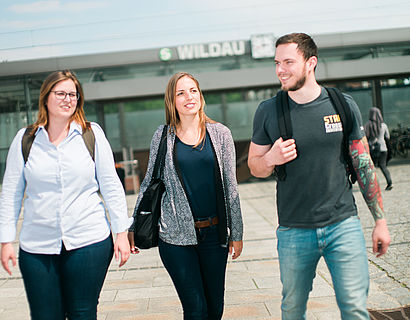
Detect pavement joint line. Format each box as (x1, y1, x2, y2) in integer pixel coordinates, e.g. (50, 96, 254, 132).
(108, 256, 280, 273)
(369, 260, 410, 290)
(362, 225, 408, 231)
(252, 278, 259, 289)
(107, 265, 165, 272)
(263, 301, 272, 317)
(317, 269, 335, 288)
(228, 257, 279, 263)
(244, 237, 276, 242)
(364, 222, 410, 227)
(378, 241, 409, 247)
(241, 194, 273, 199)
(248, 208, 277, 226)
(0, 276, 21, 281)
(365, 241, 410, 248)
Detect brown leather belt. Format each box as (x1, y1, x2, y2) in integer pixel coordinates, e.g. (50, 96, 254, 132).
(194, 217, 219, 229)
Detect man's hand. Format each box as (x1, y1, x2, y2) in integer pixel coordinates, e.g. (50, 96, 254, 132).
(269, 137, 297, 166)
(372, 219, 390, 257)
(248, 138, 297, 178)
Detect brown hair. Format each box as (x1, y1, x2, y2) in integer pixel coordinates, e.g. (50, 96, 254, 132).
(164, 72, 214, 148)
(275, 33, 318, 61)
(29, 69, 87, 135)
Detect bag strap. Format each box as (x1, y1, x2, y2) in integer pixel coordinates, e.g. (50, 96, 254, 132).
(152, 125, 168, 180)
(22, 125, 35, 164)
(82, 121, 95, 162)
(274, 90, 292, 181)
(325, 87, 357, 184)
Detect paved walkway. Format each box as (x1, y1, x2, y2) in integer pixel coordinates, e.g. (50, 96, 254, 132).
(0, 160, 409, 319)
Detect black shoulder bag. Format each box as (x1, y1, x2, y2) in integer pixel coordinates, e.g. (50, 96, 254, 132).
(133, 125, 168, 249)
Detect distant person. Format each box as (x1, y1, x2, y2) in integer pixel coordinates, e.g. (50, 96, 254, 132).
(129, 72, 243, 319)
(248, 33, 390, 319)
(365, 107, 393, 190)
(0, 70, 131, 319)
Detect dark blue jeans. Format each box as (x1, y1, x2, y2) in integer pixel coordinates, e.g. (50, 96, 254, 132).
(19, 235, 114, 320)
(158, 226, 229, 320)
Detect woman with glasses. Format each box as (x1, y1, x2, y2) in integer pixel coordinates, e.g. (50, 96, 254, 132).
(0, 70, 131, 319)
(129, 72, 243, 320)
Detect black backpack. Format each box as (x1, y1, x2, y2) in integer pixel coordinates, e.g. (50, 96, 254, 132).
(274, 87, 357, 184)
(22, 122, 95, 164)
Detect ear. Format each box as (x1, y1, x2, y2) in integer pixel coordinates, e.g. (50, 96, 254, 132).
(307, 56, 318, 71)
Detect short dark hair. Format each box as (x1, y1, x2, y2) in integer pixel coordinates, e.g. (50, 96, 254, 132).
(275, 33, 318, 61)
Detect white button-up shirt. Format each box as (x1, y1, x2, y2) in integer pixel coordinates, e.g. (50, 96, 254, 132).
(0, 122, 132, 254)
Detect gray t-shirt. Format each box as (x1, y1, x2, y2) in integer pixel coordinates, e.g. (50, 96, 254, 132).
(252, 87, 365, 228)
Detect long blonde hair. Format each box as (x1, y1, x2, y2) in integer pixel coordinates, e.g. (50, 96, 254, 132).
(164, 72, 214, 148)
(29, 69, 88, 135)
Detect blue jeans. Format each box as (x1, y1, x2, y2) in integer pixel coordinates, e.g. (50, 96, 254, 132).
(158, 225, 229, 320)
(276, 216, 369, 320)
(19, 235, 114, 320)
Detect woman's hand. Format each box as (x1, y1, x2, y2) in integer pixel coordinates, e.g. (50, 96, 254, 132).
(1, 243, 16, 275)
(114, 232, 131, 267)
(127, 231, 140, 255)
(229, 240, 243, 260)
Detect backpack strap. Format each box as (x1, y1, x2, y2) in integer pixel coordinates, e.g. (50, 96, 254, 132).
(22, 125, 35, 164)
(22, 122, 96, 164)
(274, 90, 292, 181)
(82, 121, 95, 162)
(325, 87, 357, 184)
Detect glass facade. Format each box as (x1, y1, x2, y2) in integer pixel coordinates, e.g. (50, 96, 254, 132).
(1, 38, 410, 183)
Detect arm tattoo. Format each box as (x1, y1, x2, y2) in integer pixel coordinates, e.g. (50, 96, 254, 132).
(350, 137, 385, 220)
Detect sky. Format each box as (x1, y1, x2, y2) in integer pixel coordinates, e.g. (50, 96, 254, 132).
(1, 0, 410, 62)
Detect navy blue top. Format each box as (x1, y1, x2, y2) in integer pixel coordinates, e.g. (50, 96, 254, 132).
(175, 132, 218, 220)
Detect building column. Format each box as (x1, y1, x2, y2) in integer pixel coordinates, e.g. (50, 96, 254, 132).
(372, 79, 383, 113)
(221, 94, 228, 125)
(23, 76, 33, 125)
(118, 102, 127, 149)
(95, 102, 106, 131)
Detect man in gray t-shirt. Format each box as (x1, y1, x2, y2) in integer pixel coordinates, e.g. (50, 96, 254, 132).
(248, 33, 390, 320)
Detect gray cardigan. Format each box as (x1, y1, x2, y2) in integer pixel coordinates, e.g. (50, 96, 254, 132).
(132, 122, 243, 246)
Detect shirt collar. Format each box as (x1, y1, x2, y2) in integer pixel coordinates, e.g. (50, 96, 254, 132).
(69, 121, 82, 135)
(37, 121, 82, 136)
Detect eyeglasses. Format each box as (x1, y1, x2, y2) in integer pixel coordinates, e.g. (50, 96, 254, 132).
(51, 91, 80, 101)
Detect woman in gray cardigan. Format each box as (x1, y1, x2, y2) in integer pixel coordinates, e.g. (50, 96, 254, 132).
(129, 72, 243, 319)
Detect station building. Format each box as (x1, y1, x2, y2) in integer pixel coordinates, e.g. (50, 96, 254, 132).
(1, 27, 409, 188)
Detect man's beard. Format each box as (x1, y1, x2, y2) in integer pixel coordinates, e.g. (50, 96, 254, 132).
(282, 74, 307, 92)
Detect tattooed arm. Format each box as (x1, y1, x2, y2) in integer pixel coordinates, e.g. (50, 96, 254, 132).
(350, 137, 391, 257)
